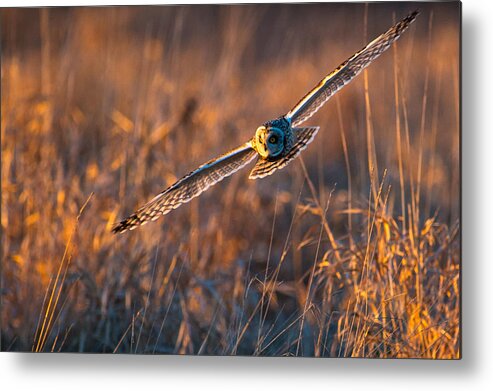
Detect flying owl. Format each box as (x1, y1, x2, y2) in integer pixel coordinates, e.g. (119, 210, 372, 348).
(113, 11, 418, 234)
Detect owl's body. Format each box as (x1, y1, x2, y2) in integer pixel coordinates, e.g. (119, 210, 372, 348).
(252, 117, 294, 160)
(113, 11, 419, 234)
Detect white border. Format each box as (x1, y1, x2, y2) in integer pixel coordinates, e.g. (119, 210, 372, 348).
(1, 0, 293, 6)
(2, 0, 493, 390)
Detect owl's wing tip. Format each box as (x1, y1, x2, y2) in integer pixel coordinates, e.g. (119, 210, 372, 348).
(404, 10, 420, 26)
(111, 214, 138, 234)
(111, 222, 127, 234)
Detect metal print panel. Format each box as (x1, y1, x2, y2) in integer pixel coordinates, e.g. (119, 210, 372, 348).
(1, 2, 461, 357)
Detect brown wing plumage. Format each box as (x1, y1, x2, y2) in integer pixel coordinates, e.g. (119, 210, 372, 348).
(249, 127, 319, 179)
(113, 142, 256, 233)
(287, 10, 419, 127)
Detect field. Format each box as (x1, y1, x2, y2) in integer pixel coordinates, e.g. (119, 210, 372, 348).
(1, 3, 460, 357)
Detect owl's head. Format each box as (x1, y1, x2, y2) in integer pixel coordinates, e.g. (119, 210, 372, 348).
(254, 126, 285, 159)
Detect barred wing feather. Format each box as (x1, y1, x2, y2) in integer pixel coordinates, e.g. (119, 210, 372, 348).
(113, 142, 256, 233)
(249, 127, 319, 179)
(287, 11, 418, 127)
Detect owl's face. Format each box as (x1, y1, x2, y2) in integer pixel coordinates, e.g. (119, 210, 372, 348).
(254, 126, 285, 159)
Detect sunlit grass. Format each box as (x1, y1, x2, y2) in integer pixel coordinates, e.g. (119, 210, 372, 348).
(1, 4, 460, 357)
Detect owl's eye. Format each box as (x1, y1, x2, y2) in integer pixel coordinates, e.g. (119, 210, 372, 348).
(269, 136, 277, 144)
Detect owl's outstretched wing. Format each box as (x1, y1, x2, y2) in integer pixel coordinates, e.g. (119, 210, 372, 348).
(249, 127, 319, 179)
(286, 10, 418, 127)
(113, 142, 257, 233)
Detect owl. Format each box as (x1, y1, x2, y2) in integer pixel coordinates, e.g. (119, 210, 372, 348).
(113, 11, 418, 234)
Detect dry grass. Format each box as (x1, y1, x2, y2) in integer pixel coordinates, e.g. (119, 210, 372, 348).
(1, 3, 460, 357)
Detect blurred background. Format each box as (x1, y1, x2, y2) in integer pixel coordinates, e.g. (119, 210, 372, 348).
(1, 2, 460, 356)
